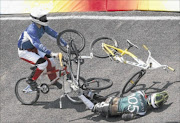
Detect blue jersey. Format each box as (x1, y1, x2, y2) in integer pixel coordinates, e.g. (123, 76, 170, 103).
(18, 22, 66, 55)
(118, 91, 148, 115)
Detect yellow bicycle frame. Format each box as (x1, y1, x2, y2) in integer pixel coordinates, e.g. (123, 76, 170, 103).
(102, 43, 138, 59)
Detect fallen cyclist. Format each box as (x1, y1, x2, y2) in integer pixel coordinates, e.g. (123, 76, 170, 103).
(79, 90, 168, 120)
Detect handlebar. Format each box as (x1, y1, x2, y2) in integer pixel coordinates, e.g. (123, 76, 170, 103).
(143, 45, 149, 51)
(80, 53, 93, 59)
(168, 66, 175, 72)
(58, 53, 63, 67)
(58, 52, 93, 67)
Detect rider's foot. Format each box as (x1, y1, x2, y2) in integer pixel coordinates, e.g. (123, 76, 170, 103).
(26, 79, 38, 91)
(52, 81, 62, 89)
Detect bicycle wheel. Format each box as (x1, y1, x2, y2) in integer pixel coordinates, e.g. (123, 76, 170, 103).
(15, 78, 40, 105)
(57, 29, 85, 54)
(90, 37, 118, 58)
(66, 76, 86, 104)
(122, 69, 146, 94)
(84, 78, 113, 90)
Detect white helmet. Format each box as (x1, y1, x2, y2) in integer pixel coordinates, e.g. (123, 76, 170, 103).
(30, 8, 49, 26)
(148, 91, 169, 108)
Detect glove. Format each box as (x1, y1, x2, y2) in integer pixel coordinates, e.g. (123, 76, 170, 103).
(50, 52, 59, 58)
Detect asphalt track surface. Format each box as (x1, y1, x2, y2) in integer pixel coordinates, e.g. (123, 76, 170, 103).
(0, 11, 180, 123)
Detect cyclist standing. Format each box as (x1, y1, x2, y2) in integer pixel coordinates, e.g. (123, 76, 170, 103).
(17, 8, 67, 90)
(81, 90, 168, 120)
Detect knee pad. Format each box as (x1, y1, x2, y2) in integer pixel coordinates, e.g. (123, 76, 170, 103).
(36, 58, 48, 70)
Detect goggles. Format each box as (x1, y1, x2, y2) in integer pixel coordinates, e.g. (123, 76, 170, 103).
(30, 15, 48, 22)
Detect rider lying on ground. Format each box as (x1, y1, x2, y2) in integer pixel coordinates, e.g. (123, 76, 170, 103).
(80, 90, 168, 120)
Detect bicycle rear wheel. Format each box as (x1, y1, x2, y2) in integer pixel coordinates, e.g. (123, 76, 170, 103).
(66, 76, 86, 104)
(90, 37, 118, 58)
(15, 78, 40, 105)
(122, 69, 146, 94)
(84, 78, 113, 90)
(57, 29, 85, 54)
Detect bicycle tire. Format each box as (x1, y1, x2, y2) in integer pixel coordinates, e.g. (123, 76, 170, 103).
(90, 37, 118, 58)
(122, 69, 146, 94)
(15, 78, 40, 105)
(84, 78, 113, 90)
(57, 29, 85, 54)
(66, 76, 86, 104)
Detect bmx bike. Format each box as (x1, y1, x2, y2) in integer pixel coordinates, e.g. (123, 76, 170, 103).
(15, 30, 113, 106)
(90, 37, 175, 95)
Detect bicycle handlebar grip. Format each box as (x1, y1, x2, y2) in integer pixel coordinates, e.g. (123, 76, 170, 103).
(168, 66, 175, 72)
(143, 45, 148, 50)
(58, 53, 63, 67)
(80, 56, 92, 59)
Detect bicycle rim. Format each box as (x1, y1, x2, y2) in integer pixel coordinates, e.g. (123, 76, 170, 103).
(90, 37, 118, 58)
(84, 78, 113, 90)
(57, 29, 85, 53)
(122, 70, 145, 94)
(65, 76, 85, 104)
(15, 78, 40, 105)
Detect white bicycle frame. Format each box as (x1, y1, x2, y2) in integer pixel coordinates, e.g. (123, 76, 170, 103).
(59, 48, 93, 108)
(109, 43, 175, 71)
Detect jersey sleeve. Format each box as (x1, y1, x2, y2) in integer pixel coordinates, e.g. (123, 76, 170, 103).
(44, 26, 58, 39)
(28, 33, 51, 55)
(44, 26, 67, 46)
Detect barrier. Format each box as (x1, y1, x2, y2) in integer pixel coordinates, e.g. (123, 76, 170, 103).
(0, 0, 179, 14)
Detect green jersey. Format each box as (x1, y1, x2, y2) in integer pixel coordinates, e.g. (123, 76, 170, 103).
(118, 91, 148, 115)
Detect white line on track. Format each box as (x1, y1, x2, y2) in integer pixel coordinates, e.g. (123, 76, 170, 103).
(0, 15, 180, 20)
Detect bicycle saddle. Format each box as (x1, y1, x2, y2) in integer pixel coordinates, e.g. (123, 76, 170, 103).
(126, 39, 139, 49)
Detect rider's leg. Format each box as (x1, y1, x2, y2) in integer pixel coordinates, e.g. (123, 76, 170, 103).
(44, 55, 62, 89)
(83, 90, 107, 102)
(18, 49, 47, 90)
(92, 97, 120, 117)
(27, 58, 47, 90)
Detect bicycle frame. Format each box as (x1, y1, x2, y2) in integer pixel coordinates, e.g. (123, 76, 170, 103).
(59, 41, 93, 108)
(102, 42, 175, 71)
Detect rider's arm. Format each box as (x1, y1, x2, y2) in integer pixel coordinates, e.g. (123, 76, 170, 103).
(44, 26, 67, 46)
(121, 113, 140, 121)
(28, 33, 51, 55)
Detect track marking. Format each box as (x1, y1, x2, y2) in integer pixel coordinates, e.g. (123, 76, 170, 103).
(0, 15, 180, 20)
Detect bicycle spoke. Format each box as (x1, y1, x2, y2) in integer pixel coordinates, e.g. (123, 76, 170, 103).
(15, 78, 40, 105)
(85, 78, 113, 90)
(57, 29, 85, 53)
(91, 37, 118, 58)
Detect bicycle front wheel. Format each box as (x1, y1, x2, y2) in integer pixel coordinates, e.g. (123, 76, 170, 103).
(122, 70, 146, 94)
(90, 37, 118, 58)
(15, 78, 40, 105)
(57, 29, 85, 54)
(84, 78, 113, 90)
(66, 76, 86, 104)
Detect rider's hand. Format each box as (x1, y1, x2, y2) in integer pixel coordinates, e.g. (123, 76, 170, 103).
(50, 52, 59, 58)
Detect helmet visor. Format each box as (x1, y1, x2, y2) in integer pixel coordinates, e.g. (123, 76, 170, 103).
(39, 15, 48, 22)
